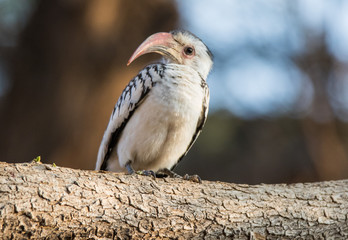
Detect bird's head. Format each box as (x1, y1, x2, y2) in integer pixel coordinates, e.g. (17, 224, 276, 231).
(128, 30, 213, 80)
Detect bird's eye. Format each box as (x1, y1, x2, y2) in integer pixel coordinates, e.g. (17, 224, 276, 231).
(183, 46, 194, 56)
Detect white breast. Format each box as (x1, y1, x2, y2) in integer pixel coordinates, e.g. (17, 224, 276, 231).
(116, 64, 206, 172)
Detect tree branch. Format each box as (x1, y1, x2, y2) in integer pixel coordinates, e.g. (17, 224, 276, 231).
(0, 162, 347, 239)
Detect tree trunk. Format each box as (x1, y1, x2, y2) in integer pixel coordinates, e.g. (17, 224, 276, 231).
(0, 162, 347, 239)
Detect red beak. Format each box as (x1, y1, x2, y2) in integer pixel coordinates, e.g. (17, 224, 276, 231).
(127, 32, 173, 66)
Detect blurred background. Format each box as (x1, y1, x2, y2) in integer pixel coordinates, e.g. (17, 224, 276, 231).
(1, 0, 348, 184)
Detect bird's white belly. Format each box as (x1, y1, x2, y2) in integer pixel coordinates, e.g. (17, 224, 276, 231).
(116, 81, 203, 171)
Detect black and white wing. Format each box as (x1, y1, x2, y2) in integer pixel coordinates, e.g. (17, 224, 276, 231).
(96, 64, 165, 170)
(172, 81, 210, 170)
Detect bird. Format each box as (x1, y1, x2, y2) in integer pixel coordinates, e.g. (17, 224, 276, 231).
(95, 30, 213, 181)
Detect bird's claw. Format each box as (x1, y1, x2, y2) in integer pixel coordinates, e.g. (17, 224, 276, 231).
(183, 174, 202, 183)
(156, 168, 202, 183)
(135, 170, 156, 178)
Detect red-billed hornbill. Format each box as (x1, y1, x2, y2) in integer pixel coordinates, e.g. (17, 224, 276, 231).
(95, 30, 213, 182)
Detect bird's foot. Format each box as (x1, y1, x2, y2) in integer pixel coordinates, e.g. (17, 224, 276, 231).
(135, 170, 156, 178)
(157, 168, 202, 183)
(125, 161, 155, 179)
(183, 174, 202, 183)
(156, 168, 181, 178)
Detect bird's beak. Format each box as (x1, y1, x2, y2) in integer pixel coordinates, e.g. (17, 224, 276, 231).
(127, 32, 177, 66)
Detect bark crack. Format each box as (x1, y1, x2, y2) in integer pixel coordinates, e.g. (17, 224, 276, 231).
(0, 162, 347, 239)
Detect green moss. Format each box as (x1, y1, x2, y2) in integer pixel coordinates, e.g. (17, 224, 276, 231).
(33, 156, 41, 163)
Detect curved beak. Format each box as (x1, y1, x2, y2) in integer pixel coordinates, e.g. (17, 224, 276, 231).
(127, 32, 177, 66)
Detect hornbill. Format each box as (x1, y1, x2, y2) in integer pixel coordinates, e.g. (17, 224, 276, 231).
(96, 30, 213, 182)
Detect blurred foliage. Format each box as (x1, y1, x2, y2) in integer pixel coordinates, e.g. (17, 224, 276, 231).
(0, 0, 348, 184)
(0, 0, 179, 169)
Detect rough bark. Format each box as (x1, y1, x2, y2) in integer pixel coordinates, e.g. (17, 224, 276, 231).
(0, 162, 347, 239)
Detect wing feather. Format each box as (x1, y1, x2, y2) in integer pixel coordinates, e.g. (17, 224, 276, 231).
(96, 64, 164, 170)
(171, 81, 210, 170)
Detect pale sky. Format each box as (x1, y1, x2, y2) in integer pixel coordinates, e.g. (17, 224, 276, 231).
(178, 0, 348, 120)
